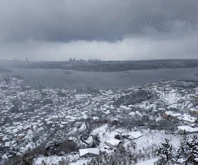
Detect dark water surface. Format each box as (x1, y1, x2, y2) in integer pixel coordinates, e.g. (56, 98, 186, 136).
(10, 68, 198, 89)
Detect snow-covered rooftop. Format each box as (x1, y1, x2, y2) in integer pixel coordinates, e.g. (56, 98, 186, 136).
(178, 125, 198, 133)
(105, 139, 121, 146)
(182, 114, 197, 123)
(79, 148, 99, 157)
(127, 131, 143, 139)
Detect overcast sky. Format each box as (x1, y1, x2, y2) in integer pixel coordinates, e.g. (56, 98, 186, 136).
(0, 0, 198, 61)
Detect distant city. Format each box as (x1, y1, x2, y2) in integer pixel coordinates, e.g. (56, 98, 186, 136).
(1, 58, 198, 72)
(0, 57, 101, 62)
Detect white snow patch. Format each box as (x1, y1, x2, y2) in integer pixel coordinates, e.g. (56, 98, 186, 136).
(136, 158, 158, 165)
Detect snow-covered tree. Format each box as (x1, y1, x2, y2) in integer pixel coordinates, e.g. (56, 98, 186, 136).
(155, 139, 174, 165)
(177, 135, 198, 164)
(155, 136, 198, 165)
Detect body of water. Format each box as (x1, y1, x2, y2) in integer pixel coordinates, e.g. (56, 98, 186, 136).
(10, 68, 198, 89)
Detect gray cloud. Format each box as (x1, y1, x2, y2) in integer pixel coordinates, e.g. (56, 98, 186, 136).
(0, 29, 198, 61)
(0, 0, 198, 60)
(0, 0, 198, 42)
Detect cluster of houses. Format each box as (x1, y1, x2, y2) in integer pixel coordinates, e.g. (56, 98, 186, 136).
(33, 130, 143, 164)
(163, 110, 198, 133)
(79, 138, 123, 158)
(161, 84, 198, 134)
(1, 72, 198, 164)
(67, 125, 143, 160)
(0, 73, 125, 160)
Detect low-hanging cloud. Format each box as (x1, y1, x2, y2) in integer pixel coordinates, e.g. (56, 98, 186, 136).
(1, 29, 198, 61)
(0, 0, 198, 60)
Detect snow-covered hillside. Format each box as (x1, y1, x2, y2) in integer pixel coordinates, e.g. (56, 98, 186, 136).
(1, 72, 198, 164)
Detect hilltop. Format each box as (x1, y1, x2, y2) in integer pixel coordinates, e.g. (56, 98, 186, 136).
(1, 72, 198, 164)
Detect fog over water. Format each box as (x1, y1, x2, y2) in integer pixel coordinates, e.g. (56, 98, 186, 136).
(10, 68, 198, 89)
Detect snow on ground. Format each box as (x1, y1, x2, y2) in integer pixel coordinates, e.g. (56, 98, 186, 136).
(33, 154, 80, 165)
(90, 123, 181, 153)
(135, 130, 181, 151)
(136, 158, 158, 165)
(70, 159, 90, 165)
(159, 89, 182, 106)
(1, 76, 196, 164)
(34, 156, 90, 165)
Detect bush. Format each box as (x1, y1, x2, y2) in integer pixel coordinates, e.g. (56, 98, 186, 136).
(60, 140, 79, 154)
(4, 146, 45, 165)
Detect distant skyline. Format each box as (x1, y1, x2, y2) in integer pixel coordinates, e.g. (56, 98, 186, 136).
(0, 0, 198, 61)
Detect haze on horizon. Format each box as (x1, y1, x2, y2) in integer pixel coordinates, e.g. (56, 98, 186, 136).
(0, 0, 198, 61)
